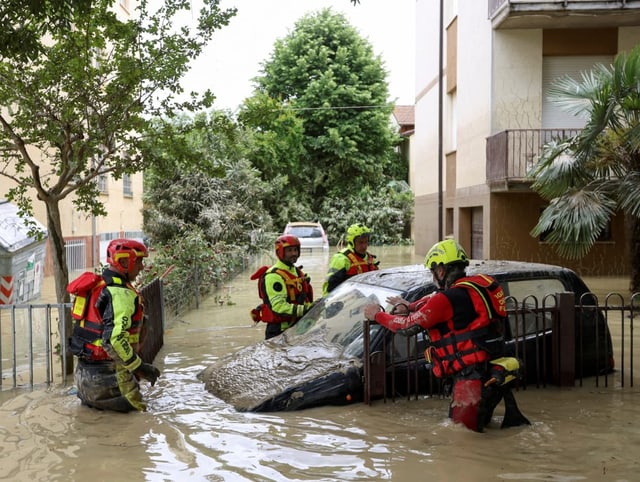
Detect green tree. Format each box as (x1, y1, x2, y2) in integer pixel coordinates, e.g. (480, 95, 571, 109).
(240, 9, 403, 232)
(529, 46, 640, 292)
(142, 111, 274, 250)
(141, 111, 275, 312)
(237, 93, 307, 230)
(0, 0, 236, 306)
(0, 0, 93, 60)
(320, 181, 413, 245)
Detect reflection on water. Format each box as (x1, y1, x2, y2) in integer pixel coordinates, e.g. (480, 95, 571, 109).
(1, 246, 640, 481)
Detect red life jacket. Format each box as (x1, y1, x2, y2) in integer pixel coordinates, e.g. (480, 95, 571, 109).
(425, 274, 506, 378)
(250, 265, 313, 325)
(67, 272, 144, 361)
(343, 249, 379, 277)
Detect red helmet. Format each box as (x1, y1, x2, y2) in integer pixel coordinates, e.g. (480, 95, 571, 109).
(107, 238, 148, 273)
(274, 235, 300, 260)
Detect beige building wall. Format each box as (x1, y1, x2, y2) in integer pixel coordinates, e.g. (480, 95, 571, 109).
(492, 30, 543, 132)
(0, 172, 144, 275)
(620, 27, 640, 50)
(454, 0, 491, 190)
(0, 173, 144, 239)
(411, 0, 444, 254)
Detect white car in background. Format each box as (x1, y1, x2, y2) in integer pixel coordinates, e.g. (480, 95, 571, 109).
(283, 221, 329, 251)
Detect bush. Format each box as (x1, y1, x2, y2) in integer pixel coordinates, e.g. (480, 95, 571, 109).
(138, 227, 248, 316)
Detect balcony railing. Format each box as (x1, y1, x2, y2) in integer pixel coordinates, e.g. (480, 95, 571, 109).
(485, 128, 580, 191)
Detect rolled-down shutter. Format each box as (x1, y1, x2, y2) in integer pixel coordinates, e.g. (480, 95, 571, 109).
(542, 55, 612, 129)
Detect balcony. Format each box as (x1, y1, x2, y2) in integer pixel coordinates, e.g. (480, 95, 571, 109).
(489, 0, 640, 29)
(485, 128, 580, 191)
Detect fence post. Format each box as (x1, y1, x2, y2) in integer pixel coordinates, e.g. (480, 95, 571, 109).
(363, 319, 371, 404)
(59, 305, 74, 382)
(194, 258, 200, 309)
(553, 292, 575, 386)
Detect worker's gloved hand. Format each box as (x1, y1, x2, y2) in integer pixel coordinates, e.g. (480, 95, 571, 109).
(303, 302, 314, 315)
(135, 362, 161, 386)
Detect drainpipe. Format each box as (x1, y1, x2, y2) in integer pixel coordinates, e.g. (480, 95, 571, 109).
(438, 0, 444, 240)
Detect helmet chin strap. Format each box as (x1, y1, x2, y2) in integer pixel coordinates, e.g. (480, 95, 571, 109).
(433, 264, 465, 289)
(443, 264, 466, 289)
(111, 263, 128, 277)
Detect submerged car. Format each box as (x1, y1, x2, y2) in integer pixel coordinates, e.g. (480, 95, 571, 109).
(200, 260, 614, 412)
(283, 221, 329, 251)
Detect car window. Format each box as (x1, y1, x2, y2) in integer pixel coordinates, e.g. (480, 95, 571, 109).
(288, 226, 322, 238)
(288, 281, 401, 358)
(503, 278, 564, 336)
(505, 278, 566, 302)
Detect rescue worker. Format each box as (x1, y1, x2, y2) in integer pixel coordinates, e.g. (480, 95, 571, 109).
(69, 238, 161, 412)
(322, 223, 379, 296)
(250, 235, 314, 340)
(363, 239, 530, 433)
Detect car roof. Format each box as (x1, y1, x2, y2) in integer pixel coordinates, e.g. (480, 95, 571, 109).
(346, 259, 582, 292)
(286, 221, 323, 227)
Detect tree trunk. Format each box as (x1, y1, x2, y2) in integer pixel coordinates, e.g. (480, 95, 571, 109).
(45, 200, 74, 375)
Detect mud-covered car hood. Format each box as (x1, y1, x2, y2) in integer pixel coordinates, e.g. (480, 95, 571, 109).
(199, 326, 363, 411)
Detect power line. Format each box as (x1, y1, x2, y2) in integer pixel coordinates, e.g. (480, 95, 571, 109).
(276, 104, 393, 112)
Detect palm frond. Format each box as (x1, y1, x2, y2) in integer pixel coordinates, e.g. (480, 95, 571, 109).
(531, 189, 616, 259)
(618, 171, 640, 217)
(530, 46, 640, 264)
(530, 140, 593, 199)
(547, 68, 605, 118)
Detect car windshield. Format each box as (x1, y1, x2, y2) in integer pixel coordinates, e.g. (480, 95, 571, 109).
(288, 226, 323, 238)
(286, 280, 402, 358)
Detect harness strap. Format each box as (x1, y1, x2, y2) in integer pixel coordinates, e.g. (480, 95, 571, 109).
(431, 326, 491, 348)
(455, 281, 494, 319)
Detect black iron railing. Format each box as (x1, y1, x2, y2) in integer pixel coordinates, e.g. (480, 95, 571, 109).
(363, 290, 637, 405)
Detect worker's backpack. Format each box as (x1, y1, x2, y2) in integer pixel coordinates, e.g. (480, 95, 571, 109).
(249, 266, 270, 322)
(452, 274, 508, 356)
(66, 272, 105, 321)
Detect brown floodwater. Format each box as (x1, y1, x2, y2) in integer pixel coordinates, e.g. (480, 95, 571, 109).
(0, 246, 639, 481)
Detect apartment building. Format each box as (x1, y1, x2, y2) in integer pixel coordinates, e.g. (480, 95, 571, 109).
(411, 0, 640, 276)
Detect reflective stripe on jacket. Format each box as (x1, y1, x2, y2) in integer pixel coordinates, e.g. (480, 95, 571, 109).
(260, 261, 313, 329)
(322, 248, 379, 295)
(344, 250, 379, 277)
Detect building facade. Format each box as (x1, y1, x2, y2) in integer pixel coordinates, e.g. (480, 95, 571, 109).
(0, 163, 145, 278)
(411, 0, 640, 276)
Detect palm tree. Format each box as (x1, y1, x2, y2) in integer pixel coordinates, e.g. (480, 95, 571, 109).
(529, 46, 640, 293)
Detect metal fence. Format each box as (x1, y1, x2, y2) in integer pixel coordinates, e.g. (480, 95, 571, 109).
(0, 279, 165, 391)
(363, 291, 639, 404)
(1, 286, 637, 398)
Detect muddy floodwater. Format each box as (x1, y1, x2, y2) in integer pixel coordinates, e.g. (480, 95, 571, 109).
(0, 246, 639, 481)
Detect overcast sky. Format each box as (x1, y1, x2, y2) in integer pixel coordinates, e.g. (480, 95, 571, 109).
(175, 0, 416, 112)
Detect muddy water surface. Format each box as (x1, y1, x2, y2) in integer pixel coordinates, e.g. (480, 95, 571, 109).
(0, 247, 639, 481)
